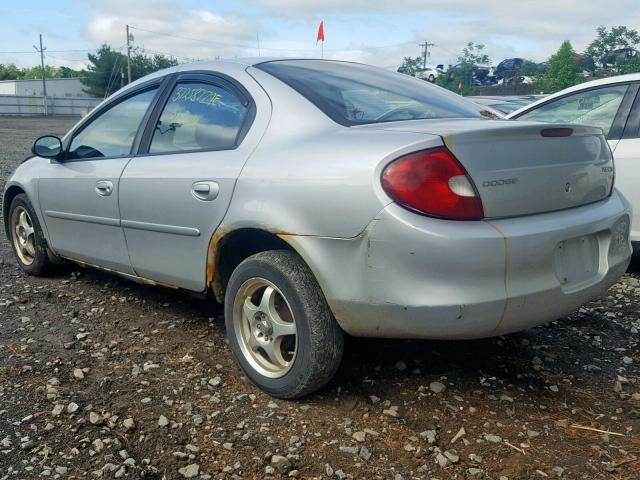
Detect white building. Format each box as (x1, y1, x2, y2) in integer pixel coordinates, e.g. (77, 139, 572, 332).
(0, 78, 97, 98)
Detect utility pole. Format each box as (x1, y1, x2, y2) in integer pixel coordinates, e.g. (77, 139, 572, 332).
(126, 24, 133, 84)
(33, 34, 47, 116)
(257, 34, 261, 57)
(419, 41, 434, 69)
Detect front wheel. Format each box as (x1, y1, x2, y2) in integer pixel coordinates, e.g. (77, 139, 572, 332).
(224, 250, 344, 398)
(8, 193, 53, 275)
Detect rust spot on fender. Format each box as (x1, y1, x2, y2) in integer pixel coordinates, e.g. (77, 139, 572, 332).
(206, 228, 230, 302)
(205, 227, 307, 303)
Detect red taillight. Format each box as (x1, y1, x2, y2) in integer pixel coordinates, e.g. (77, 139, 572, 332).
(381, 147, 484, 220)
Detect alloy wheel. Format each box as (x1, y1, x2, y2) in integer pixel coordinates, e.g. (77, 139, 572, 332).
(11, 206, 36, 266)
(232, 278, 298, 378)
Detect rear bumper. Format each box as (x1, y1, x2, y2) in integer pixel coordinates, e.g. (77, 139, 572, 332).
(285, 192, 631, 339)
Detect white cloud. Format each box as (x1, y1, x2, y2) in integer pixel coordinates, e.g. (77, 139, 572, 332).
(83, 0, 263, 63)
(54, 0, 640, 71)
(250, 0, 640, 63)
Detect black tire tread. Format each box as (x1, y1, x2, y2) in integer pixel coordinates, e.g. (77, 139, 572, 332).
(225, 250, 344, 398)
(8, 193, 53, 276)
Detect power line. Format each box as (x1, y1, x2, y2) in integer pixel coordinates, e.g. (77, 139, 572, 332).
(129, 24, 416, 54)
(44, 53, 89, 63)
(129, 25, 259, 50)
(0, 48, 103, 54)
(432, 44, 458, 57)
(137, 47, 200, 62)
(104, 55, 123, 98)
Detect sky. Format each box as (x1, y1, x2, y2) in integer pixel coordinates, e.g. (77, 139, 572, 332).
(1, 0, 639, 71)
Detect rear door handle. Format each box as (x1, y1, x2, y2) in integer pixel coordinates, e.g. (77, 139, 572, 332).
(191, 181, 219, 201)
(95, 180, 113, 196)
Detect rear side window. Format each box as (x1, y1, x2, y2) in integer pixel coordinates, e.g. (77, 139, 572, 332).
(149, 82, 247, 153)
(256, 60, 485, 126)
(517, 85, 629, 137)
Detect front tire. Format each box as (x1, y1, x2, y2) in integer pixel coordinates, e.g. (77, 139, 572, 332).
(224, 250, 344, 398)
(8, 193, 53, 276)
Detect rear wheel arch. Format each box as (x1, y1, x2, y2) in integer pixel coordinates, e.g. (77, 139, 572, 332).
(208, 228, 298, 302)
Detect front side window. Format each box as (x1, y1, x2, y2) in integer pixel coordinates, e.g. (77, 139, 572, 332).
(517, 85, 629, 137)
(68, 88, 157, 159)
(149, 82, 247, 153)
(256, 60, 486, 126)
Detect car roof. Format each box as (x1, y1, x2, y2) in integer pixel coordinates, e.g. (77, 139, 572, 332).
(507, 73, 640, 118)
(120, 57, 363, 93)
(182, 57, 366, 68)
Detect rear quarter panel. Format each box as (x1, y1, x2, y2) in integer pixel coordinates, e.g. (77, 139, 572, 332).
(222, 67, 444, 238)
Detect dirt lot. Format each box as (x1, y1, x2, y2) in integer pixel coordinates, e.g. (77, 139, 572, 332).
(0, 116, 639, 480)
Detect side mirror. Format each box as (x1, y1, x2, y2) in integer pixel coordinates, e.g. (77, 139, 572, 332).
(32, 135, 62, 159)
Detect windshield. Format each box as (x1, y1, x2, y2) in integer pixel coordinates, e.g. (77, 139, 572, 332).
(255, 60, 486, 126)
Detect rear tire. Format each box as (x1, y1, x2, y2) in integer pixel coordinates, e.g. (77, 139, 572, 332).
(224, 250, 344, 398)
(8, 193, 53, 276)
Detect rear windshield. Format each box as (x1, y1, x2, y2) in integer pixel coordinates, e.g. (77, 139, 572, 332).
(256, 60, 486, 126)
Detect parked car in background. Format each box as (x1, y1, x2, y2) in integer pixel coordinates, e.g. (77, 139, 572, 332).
(601, 48, 639, 68)
(414, 64, 443, 83)
(469, 95, 542, 115)
(509, 73, 640, 249)
(497, 75, 533, 86)
(4, 59, 632, 398)
(494, 57, 525, 78)
(446, 63, 497, 86)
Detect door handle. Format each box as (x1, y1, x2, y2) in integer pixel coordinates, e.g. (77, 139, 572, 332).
(191, 181, 219, 201)
(95, 180, 113, 196)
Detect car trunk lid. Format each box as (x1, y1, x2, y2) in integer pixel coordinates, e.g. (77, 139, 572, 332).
(368, 118, 614, 218)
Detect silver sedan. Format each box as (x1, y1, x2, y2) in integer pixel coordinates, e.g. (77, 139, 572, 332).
(3, 59, 632, 398)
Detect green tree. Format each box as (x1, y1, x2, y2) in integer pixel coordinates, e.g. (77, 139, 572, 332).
(458, 42, 490, 66)
(81, 44, 179, 98)
(520, 60, 542, 76)
(131, 51, 178, 79)
(585, 25, 640, 67)
(576, 55, 596, 73)
(58, 66, 82, 78)
(539, 41, 582, 93)
(618, 57, 640, 74)
(81, 44, 128, 97)
(0, 64, 81, 81)
(397, 56, 424, 76)
(0, 63, 21, 80)
(20, 65, 65, 80)
(436, 43, 490, 94)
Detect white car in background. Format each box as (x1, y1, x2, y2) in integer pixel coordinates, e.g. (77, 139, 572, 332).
(415, 64, 444, 83)
(509, 73, 640, 249)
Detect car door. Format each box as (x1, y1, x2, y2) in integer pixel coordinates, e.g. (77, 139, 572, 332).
(514, 83, 639, 239)
(37, 82, 163, 273)
(118, 72, 262, 291)
(611, 85, 640, 242)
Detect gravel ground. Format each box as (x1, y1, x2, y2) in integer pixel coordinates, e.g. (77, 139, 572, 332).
(0, 116, 639, 480)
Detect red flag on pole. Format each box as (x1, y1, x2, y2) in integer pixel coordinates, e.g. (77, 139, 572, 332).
(316, 21, 325, 44)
